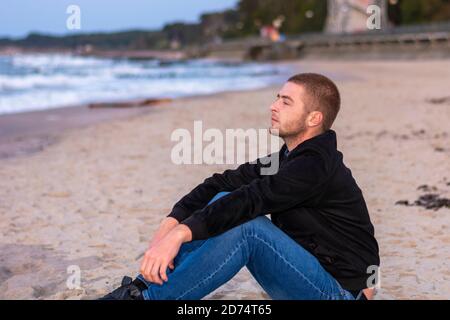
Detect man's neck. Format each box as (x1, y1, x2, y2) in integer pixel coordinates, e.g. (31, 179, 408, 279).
(283, 129, 324, 152)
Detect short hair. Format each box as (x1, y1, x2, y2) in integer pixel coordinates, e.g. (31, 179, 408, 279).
(287, 73, 340, 131)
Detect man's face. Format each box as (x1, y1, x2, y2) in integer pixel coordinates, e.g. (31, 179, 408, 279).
(270, 82, 311, 138)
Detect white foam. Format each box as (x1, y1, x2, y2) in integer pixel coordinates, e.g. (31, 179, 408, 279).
(11, 53, 111, 69)
(0, 54, 288, 115)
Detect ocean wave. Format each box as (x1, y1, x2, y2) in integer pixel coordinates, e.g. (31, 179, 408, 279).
(11, 53, 112, 69)
(0, 77, 273, 114)
(0, 74, 108, 91)
(0, 54, 289, 115)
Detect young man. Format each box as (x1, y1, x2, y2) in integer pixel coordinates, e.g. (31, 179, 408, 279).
(100, 73, 380, 300)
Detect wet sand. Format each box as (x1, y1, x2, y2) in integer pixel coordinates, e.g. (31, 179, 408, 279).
(0, 102, 166, 160)
(0, 59, 449, 299)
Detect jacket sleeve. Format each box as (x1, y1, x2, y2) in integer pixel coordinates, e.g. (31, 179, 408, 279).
(179, 152, 329, 240)
(166, 153, 278, 223)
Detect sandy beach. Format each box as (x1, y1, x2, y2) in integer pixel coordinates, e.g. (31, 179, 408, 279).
(0, 59, 449, 300)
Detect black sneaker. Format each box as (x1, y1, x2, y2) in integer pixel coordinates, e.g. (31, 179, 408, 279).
(98, 276, 145, 300)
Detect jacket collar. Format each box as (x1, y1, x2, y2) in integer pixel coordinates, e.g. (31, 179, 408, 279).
(281, 129, 337, 160)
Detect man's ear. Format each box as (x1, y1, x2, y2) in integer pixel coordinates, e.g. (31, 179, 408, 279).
(308, 111, 323, 127)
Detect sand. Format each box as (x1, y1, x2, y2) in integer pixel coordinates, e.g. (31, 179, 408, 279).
(0, 59, 449, 300)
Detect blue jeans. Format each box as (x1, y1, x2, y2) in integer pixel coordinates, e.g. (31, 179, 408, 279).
(137, 191, 355, 300)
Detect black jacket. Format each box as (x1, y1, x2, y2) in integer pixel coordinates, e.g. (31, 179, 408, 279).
(167, 129, 380, 291)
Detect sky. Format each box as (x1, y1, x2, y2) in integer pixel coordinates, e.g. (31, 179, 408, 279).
(0, 0, 239, 39)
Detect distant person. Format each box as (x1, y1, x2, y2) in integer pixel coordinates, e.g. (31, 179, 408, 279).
(100, 73, 380, 300)
(260, 25, 281, 42)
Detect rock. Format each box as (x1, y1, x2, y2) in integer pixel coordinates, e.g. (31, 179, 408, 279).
(396, 186, 450, 211)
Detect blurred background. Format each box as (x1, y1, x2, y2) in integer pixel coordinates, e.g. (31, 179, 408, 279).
(1, 0, 450, 115)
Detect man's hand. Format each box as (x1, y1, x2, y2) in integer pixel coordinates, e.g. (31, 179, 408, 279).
(147, 217, 180, 269)
(140, 224, 192, 285)
(149, 217, 180, 248)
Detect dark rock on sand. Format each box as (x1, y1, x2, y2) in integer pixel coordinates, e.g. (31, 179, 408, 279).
(413, 193, 450, 210)
(396, 183, 450, 211)
(396, 193, 450, 211)
(417, 185, 437, 192)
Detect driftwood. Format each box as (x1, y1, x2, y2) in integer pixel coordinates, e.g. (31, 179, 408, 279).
(426, 96, 450, 105)
(88, 98, 172, 109)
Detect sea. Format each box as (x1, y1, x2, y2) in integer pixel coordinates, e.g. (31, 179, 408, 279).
(0, 53, 290, 115)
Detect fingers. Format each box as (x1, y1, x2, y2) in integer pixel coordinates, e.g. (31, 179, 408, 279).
(139, 242, 177, 285)
(140, 257, 151, 282)
(150, 260, 163, 285)
(159, 262, 169, 283)
(140, 251, 156, 283)
(140, 256, 149, 279)
(141, 258, 160, 284)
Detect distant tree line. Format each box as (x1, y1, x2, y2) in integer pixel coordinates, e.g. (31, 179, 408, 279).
(389, 0, 450, 25)
(0, 0, 449, 50)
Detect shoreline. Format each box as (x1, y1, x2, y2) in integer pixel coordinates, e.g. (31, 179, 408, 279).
(0, 103, 155, 160)
(0, 84, 283, 160)
(0, 58, 303, 160)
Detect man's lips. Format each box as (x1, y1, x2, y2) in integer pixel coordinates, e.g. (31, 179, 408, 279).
(271, 116, 278, 122)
